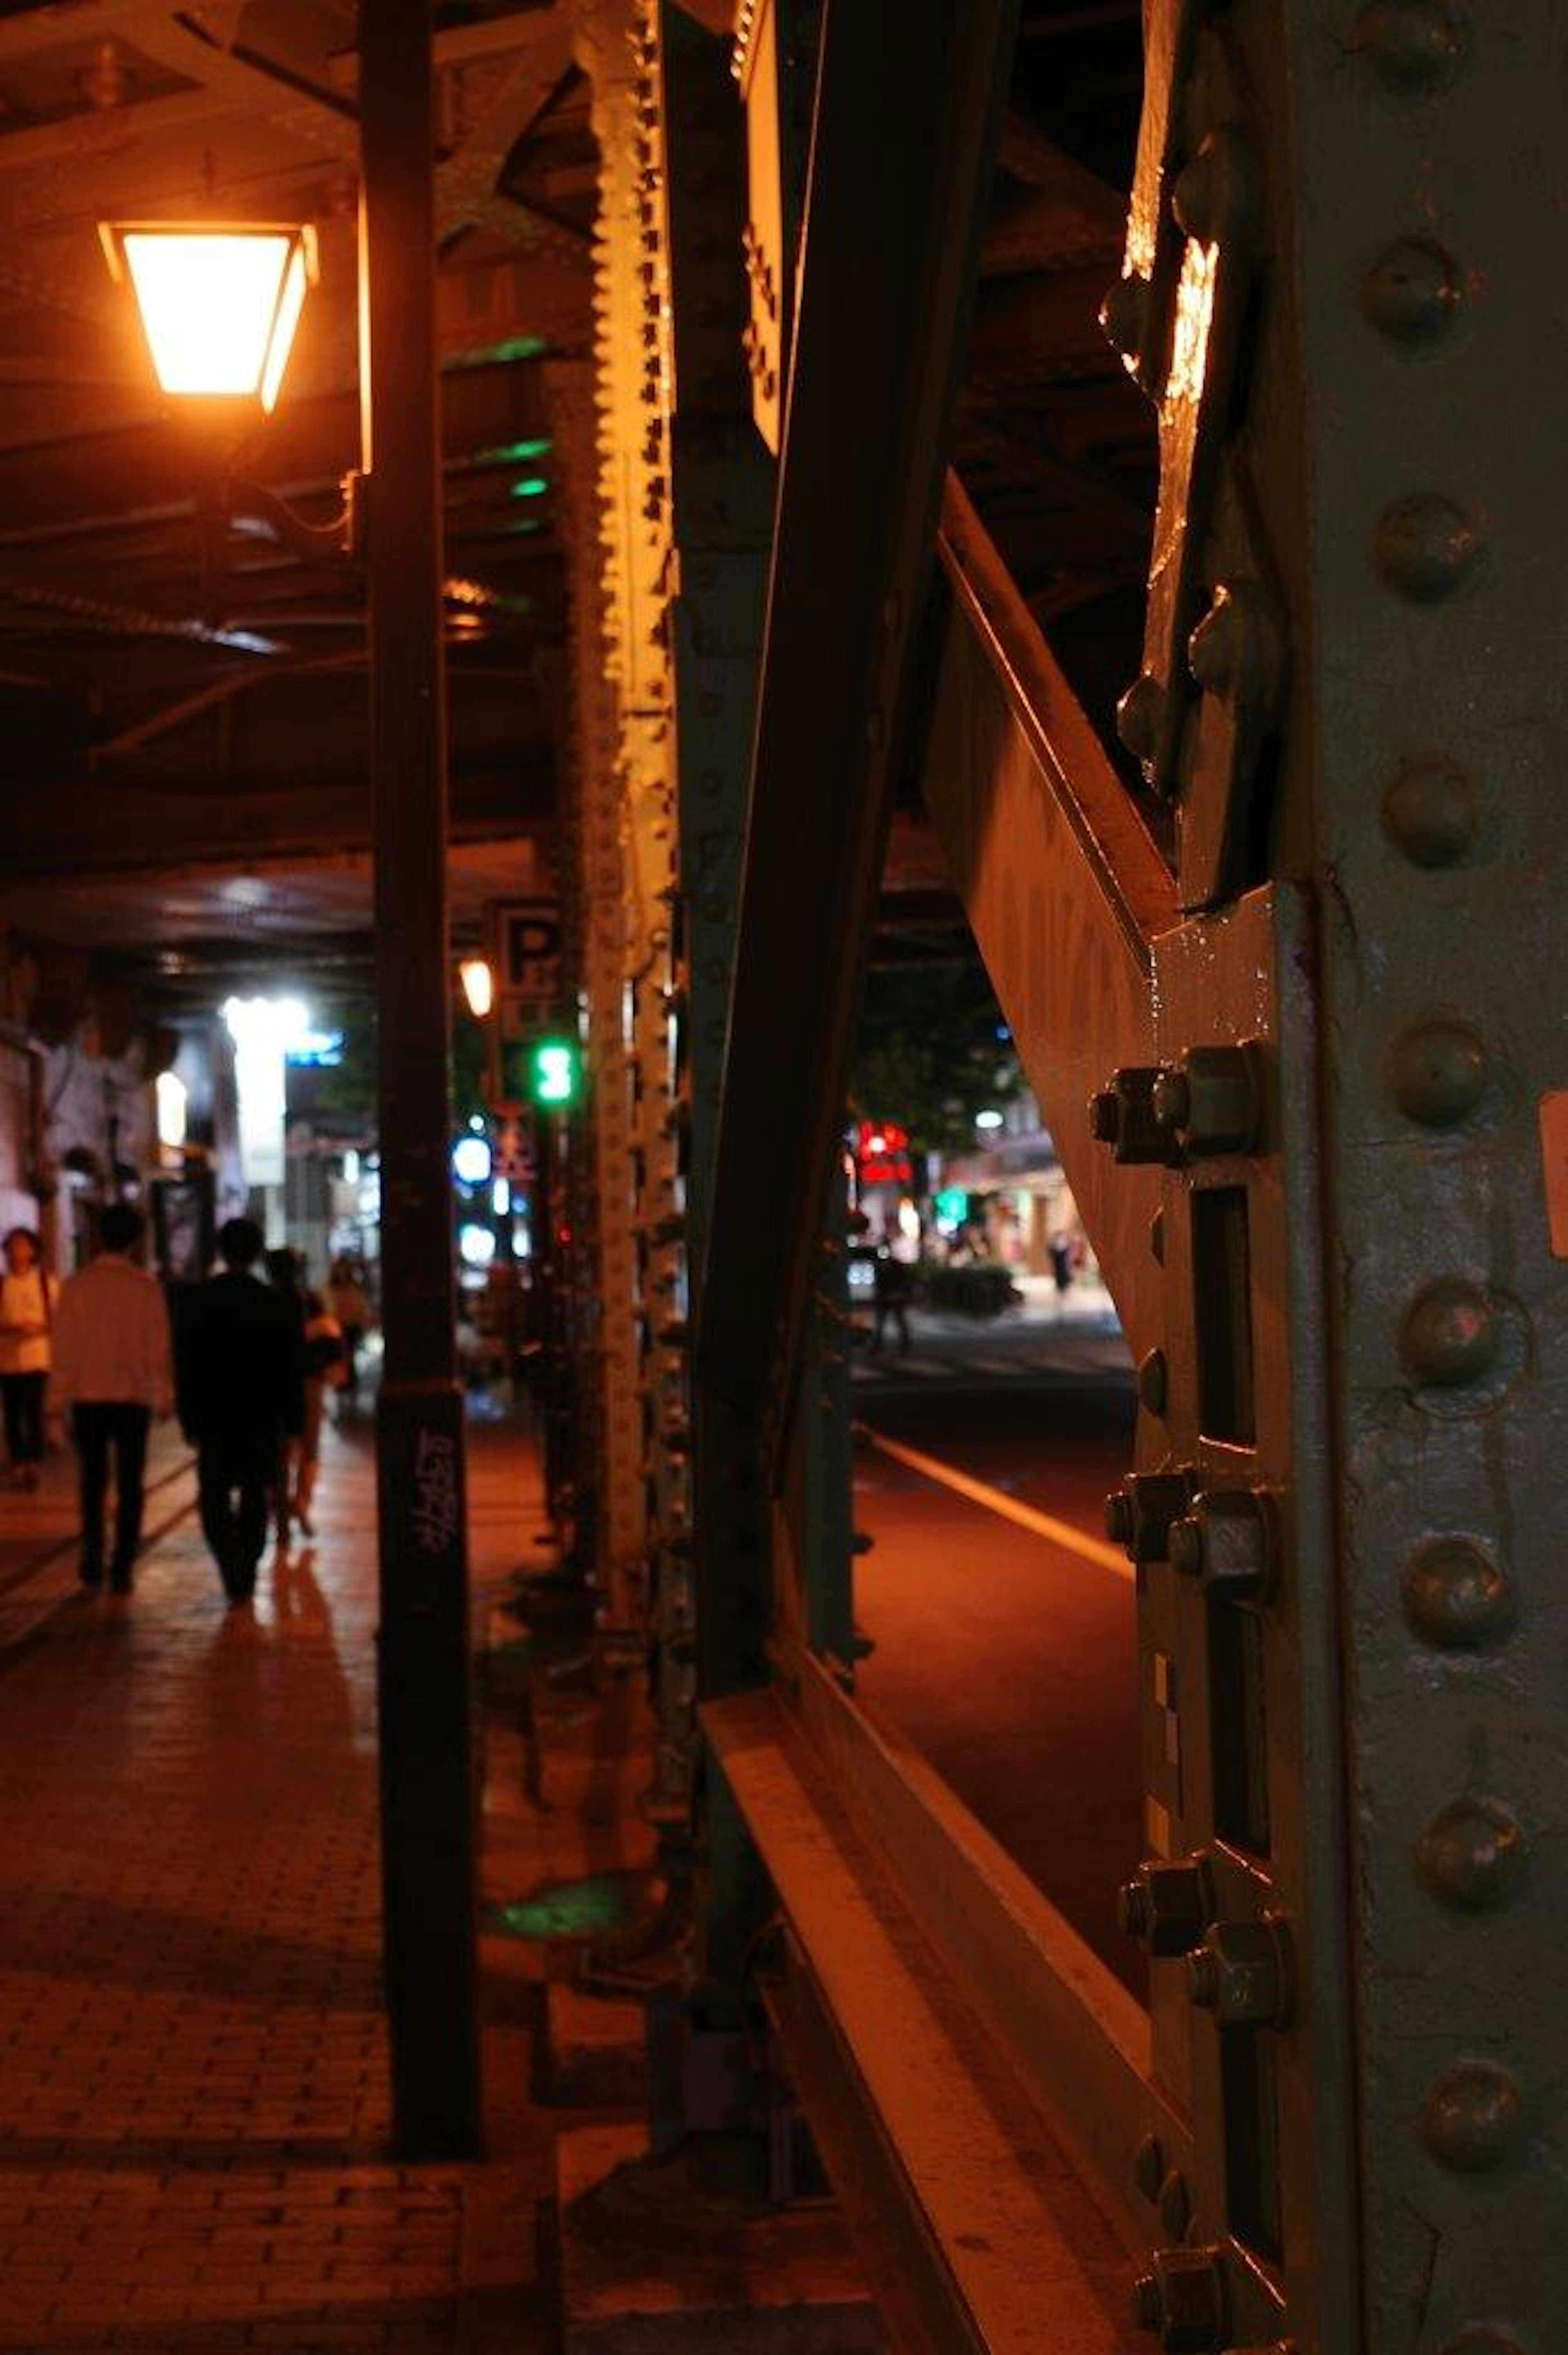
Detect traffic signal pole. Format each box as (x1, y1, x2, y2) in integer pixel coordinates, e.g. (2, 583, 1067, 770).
(359, 2, 481, 2158)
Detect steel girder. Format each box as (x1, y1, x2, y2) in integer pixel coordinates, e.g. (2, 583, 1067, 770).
(682, 10, 1568, 2355)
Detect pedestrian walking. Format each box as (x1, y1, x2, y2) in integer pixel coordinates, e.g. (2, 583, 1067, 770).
(265, 1249, 343, 1541)
(871, 1246, 914, 1354)
(0, 1226, 57, 1490)
(49, 1203, 174, 1592)
(327, 1258, 371, 1403)
(178, 1218, 305, 1604)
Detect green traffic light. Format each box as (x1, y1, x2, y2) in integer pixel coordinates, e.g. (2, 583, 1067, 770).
(530, 1038, 579, 1106)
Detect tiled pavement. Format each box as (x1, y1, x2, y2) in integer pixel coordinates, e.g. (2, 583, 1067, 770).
(0, 1409, 555, 2353)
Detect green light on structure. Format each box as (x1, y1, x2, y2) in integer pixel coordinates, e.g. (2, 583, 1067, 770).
(509, 475, 548, 499)
(474, 437, 553, 466)
(529, 1038, 580, 1107)
(449, 334, 548, 370)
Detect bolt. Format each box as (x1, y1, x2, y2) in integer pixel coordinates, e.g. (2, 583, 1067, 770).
(1129, 2246, 1229, 2348)
(1373, 495, 1483, 601)
(1138, 1348, 1168, 1416)
(1089, 1088, 1123, 1144)
(1151, 1068, 1192, 1130)
(1091, 1067, 1183, 1166)
(1118, 1857, 1211, 1956)
(1133, 2275, 1165, 2333)
(1173, 1490, 1275, 1600)
(1362, 238, 1462, 341)
(1169, 1516, 1204, 1577)
(1151, 1045, 1260, 1157)
(1401, 1537, 1515, 1650)
(1105, 1489, 1137, 1547)
(1185, 1919, 1292, 2027)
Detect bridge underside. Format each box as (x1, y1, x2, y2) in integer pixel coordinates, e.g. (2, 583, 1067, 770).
(0, 4, 1561, 2352)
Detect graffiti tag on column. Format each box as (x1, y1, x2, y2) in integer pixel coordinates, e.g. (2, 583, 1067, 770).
(412, 1427, 459, 1555)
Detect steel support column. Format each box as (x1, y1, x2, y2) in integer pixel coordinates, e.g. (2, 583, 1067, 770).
(360, 1, 479, 2160)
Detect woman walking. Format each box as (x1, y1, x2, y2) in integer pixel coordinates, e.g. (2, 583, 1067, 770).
(265, 1249, 343, 1541)
(0, 1227, 56, 1490)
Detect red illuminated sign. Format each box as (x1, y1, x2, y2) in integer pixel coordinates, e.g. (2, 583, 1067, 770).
(853, 1118, 912, 1188)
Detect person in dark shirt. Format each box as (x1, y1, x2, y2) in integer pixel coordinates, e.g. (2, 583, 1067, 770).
(177, 1217, 305, 1604)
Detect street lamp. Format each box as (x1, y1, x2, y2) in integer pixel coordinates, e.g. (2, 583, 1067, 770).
(98, 221, 318, 410)
(458, 957, 494, 1019)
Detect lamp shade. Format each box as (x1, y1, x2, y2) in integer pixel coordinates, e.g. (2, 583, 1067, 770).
(99, 221, 317, 410)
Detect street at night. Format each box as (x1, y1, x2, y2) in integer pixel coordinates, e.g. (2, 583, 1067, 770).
(0, 2, 1558, 2348)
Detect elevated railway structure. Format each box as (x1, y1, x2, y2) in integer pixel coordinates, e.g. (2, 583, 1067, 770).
(0, 4, 1559, 2348)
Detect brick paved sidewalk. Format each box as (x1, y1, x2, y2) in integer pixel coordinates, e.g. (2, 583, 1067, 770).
(0, 1407, 555, 2353)
(0, 1421, 193, 1595)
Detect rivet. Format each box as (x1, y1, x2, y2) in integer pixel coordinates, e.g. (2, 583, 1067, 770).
(1402, 1537, 1514, 1648)
(1355, 0, 1465, 88)
(1374, 495, 1482, 600)
(1362, 238, 1462, 341)
(1418, 1797, 1524, 1909)
(1101, 272, 1150, 361)
(1157, 2168, 1191, 2239)
(1421, 2059, 1523, 2172)
(1134, 2130, 1165, 2201)
(1188, 595, 1239, 693)
(1117, 672, 1167, 765)
(1382, 757, 1477, 866)
(1386, 1021, 1487, 1126)
(1138, 1347, 1168, 1416)
(1171, 127, 1256, 247)
(1399, 1278, 1498, 1386)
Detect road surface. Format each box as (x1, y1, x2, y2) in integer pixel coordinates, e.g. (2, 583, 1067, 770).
(849, 1303, 1144, 1992)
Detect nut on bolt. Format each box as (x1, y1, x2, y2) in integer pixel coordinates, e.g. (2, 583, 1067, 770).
(1131, 2245, 1229, 2349)
(1106, 1472, 1198, 1565)
(1168, 1489, 1276, 1601)
(1118, 1855, 1212, 1957)
(1149, 1044, 1263, 1157)
(1185, 1918, 1293, 2028)
(1089, 1066, 1183, 1166)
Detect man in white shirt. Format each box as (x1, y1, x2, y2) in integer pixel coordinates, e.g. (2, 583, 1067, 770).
(51, 1204, 175, 1593)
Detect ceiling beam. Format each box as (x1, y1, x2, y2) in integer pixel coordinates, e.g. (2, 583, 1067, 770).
(0, 757, 553, 879)
(0, 358, 552, 543)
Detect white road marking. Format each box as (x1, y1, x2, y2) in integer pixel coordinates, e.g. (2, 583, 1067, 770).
(858, 1426, 1134, 1583)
